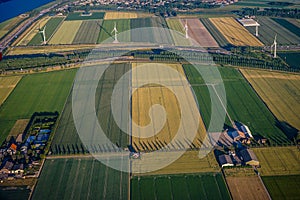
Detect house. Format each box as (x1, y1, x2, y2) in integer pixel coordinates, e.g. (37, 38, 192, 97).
(240, 149, 259, 166)
(232, 155, 242, 166)
(218, 154, 234, 168)
(0, 161, 14, 174)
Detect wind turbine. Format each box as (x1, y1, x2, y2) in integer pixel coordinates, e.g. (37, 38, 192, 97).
(255, 20, 259, 37)
(184, 20, 188, 39)
(271, 34, 277, 58)
(111, 22, 119, 43)
(39, 26, 46, 45)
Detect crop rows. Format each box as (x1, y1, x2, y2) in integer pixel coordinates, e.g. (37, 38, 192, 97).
(104, 11, 137, 19)
(49, 21, 82, 44)
(97, 19, 130, 43)
(272, 18, 300, 38)
(73, 20, 102, 44)
(166, 18, 191, 46)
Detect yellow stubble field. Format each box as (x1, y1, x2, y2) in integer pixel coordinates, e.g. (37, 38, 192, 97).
(0, 76, 22, 105)
(104, 12, 137, 20)
(49, 20, 82, 44)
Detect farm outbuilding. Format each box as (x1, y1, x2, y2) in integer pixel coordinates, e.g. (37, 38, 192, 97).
(219, 154, 234, 168)
(240, 149, 259, 166)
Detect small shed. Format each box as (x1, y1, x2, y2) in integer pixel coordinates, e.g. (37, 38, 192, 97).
(240, 149, 259, 166)
(218, 154, 234, 168)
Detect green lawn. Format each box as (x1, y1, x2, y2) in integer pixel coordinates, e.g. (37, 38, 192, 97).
(0, 69, 77, 143)
(131, 173, 231, 200)
(32, 158, 128, 200)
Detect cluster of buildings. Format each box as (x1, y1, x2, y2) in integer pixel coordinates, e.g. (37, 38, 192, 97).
(202, 0, 238, 6)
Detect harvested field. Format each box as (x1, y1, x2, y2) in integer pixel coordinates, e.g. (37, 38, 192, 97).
(8, 119, 29, 138)
(32, 158, 129, 200)
(241, 69, 300, 130)
(65, 12, 105, 21)
(226, 176, 269, 200)
(181, 18, 218, 47)
(73, 20, 102, 44)
(17, 16, 50, 46)
(246, 16, 300, 45)
(262, 175, 300, 200)
(131, 173, 231, 200)
(131, 63, 207, 152)
(49, 21, 82, 44)
(104, 12, 137, 19)
(166, 18, 191, 46)
(253, 147, 300, 176)
(0, 76, 22, 106)
(210, 17, 263, 46)
(98, 19, 130, 43)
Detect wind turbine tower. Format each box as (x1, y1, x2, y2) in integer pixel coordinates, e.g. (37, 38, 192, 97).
(271, 34, 277, 58)
(39, 26, 46, 45)
(255, 20, 259, 37)
(112, 22, 119, 43)
(184, 20, 189, 39)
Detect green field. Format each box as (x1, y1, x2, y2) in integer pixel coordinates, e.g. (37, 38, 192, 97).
(183, 65, 289, 144)
(32, 158, 128, 200)
(278, 51, 300, 69)
(51, 64, 130, 153)
(73, 20, 102, 44)
(97, 19, 131, 43)
(246, 17, 300, 45)
(272, 18, 300, 38)
(65, 12, 105, 21)
(262, 175, 300, 200)
(166, 18, 189, 46)
(28, 17, 64, 45)
(200, 18, 230, 48)
(0, 69, 77, 143)
(0, 186, 30, 200)
(131, 173, 231, 200)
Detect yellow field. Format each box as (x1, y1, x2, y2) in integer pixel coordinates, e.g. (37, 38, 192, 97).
(0, 16, 24, 39)
(49, 21, 82, 44)
(104, 12, 137, 19)
(131, 63, 207, 152)
(132, 150, 219, 175)
(0, 76, 22, 105)
(210, 17, 263, 46)
(8, 119, 29, 137)
(16, 17, 50, 46)
(241, 69, 300, 130)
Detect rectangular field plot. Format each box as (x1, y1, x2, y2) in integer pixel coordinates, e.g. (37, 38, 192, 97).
(226, 176, 270, 200)
(49, 21, 82, 44)
(97, 19, 130, 43)
(253, 147, 300, 176)
(241, 69, 300, 130)
(272, 18, 300, 38)
(0, 16, 24, 39)
(65, 12, 105, 21)
(182, 18, 219, 47)
(0, 70, 77, 144)
(51, 64, 130, 153)
(131, 63, 207, 152)
(278, 52, 300, 69)
(246, 17, 300, 45)
(262, 175, 300, 200)
(130, 17, 173, 44)
(0, 76, 22, 105)
(104, 11, 137, 19)
(210, 17, 263, 46)
(166, 18, 190, 46)
(183, 65, 289, 145)
(32, 158, 129, 200)
(73, 20, 102, 44)
(131, 173, 231, 200)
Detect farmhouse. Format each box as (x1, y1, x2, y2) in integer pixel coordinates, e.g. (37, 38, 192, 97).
(0, 161, 13, 174)
(240, 149, 259, 166)
(218, 154, 234, 168)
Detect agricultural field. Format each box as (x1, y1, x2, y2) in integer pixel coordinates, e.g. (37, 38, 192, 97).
(32, 158, 128, 200)
(0, 16, 23, 39)
(183, 65, 289, 144)
(49, 21, 82, 44)
(0, 186, 31, 200)
(132, 151, 220, 175)
(0, 69, 77, 144)
(200, 18, 230, 48)
(166, 18, 191, 46)
(130, 17, 173, 44)
(97, 19, 130, 43)
(262, 175, 300, 200)
(73, 20, 102, 44)
(225, 176, 270, 200)
(131, 63, 206, 152)
(65, 12, 105, 21)
(28, 17, 64, 45)
(272, 18, 300, 38)
(131, 173, 231, 200)
(51, 63, 130, 153)
(286, 18, 300, 28)
(104, 11, 137, 19)
(209, 17, 263, 46)
(246, 17, 300, 45)
(181, 18, 219, 47)
(278, 51, 300, 69)
(253, 147, 300, 176)
(7, 119, 29, 138)
(0, 76, 22, 106)
(241, 69, 300, 130)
